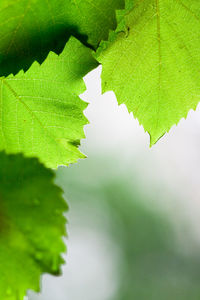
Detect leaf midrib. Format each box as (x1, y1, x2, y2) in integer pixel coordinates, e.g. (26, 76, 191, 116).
(155, 0, 161, 132)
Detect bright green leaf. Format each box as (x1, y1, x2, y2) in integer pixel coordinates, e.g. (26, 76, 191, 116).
(0, 151, 67, 300)
(0, 0, 124, 75)
(97, 0, 200, 145)
(0, 36, 98, 168)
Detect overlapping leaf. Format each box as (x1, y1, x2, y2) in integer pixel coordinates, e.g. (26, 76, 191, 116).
(97, 0, 200, 145)
(0, 0, 124, 75)
(0, 151, 67, 300)
(0, 37, 98, 168)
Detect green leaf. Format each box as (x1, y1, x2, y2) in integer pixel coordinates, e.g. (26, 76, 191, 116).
(0, 151, 67, 300)
(97, 0, 200, 145)
(0, 0, 124, 75)
(0, 36, 97, 168)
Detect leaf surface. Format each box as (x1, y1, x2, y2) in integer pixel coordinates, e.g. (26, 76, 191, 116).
(0, 0, 124, 75)
(0, 151, 67, 300)
(97, 0, 200, 145)
(0, 37, 97, 168)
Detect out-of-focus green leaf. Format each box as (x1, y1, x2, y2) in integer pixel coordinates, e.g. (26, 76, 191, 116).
(0, 0, 124, 75)
(0, 37, 98, 168)
(97, 0, 200, 145)
(0, 151, 67, 300)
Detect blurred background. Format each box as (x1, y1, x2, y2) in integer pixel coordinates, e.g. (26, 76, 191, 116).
(29, 66, 200, 300)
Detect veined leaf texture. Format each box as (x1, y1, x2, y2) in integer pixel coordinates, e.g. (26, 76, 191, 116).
(0, 37, 97, 168)
(98, 0, 200, 145)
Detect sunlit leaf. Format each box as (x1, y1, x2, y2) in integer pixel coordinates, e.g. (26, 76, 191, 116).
(97, 0, 200, 145)
(0, 37, 98, 168)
